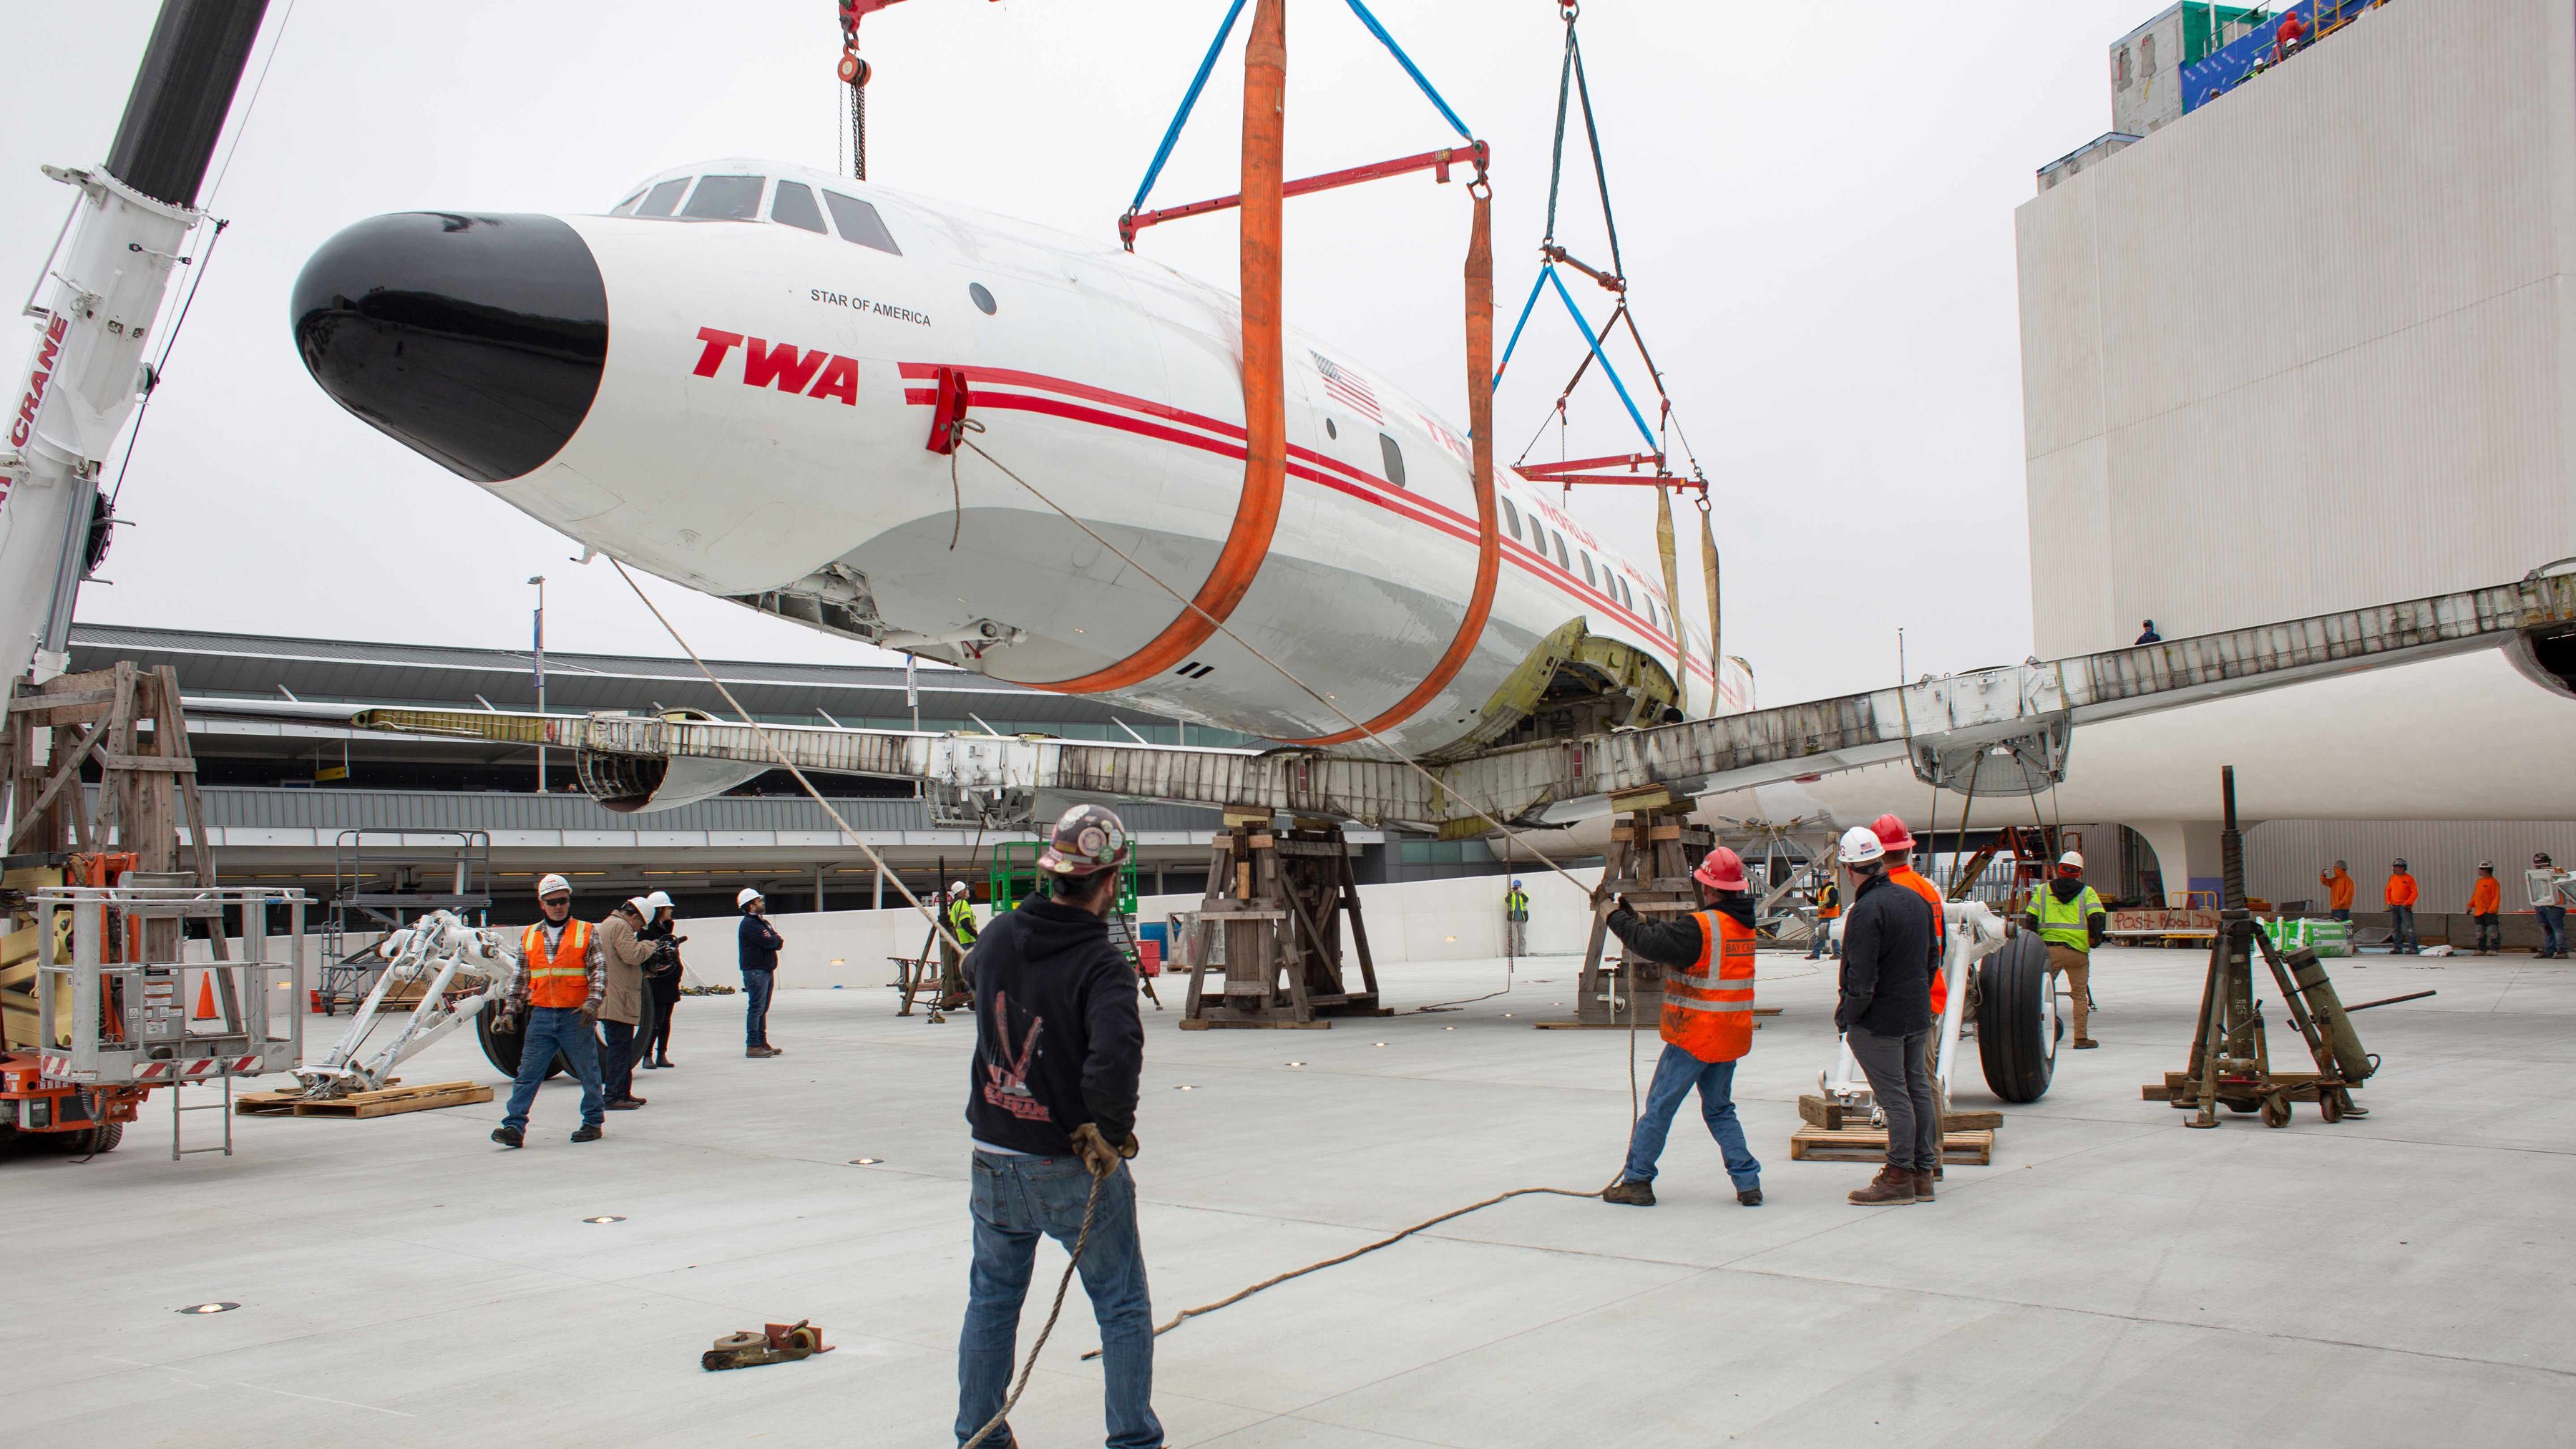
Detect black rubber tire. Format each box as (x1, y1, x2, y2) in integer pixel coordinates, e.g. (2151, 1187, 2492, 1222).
(2260, 1093, 2292, 1128)
(2318, 1089, 2346, 1124)
(1976, 932, 2057, 1103)
(477, 1012, 567, 1080)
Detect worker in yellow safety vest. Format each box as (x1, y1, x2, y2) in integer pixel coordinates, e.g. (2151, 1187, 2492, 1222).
(493, 872, 608, 1148)
(2021, 852, 2106, 1049)
(939, 880, 979, 1009)
(1503, 879, 1531, 958)
(1599, 847, 1763, 1209)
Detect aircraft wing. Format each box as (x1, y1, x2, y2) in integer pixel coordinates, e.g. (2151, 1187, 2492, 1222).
(349, 572, 2576, 831)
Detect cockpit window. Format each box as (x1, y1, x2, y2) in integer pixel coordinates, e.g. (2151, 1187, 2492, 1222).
(611, 191, 645, 216)
(682, 175, 766, 220)
(772, 180, 828, 234)
(635, 177, 691, 218)
(822, 191, 902, 254)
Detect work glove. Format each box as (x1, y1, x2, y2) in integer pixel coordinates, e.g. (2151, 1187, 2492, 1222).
(1070, 1122, 1138, 1181)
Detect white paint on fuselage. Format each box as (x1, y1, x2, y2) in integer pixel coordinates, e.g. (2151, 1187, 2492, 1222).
(479, 159, 1746, 756)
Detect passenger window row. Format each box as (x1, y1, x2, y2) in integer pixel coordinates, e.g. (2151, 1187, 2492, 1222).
(1493, 491, 1664, 632)
(611, 175, 902, 255)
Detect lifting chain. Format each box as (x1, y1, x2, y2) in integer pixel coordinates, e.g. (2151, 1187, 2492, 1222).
(837, 1, 871, 180)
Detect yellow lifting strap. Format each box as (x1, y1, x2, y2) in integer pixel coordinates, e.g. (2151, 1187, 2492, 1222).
(1699, 495, 1721, 703)
(1654, 487, 1685, 715)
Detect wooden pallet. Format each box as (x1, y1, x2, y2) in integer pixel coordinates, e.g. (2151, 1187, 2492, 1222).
(1789, 1126, 1995, 1165)
(1797, 1094, 2002, 1133)
(236, 1080, 493, 1118)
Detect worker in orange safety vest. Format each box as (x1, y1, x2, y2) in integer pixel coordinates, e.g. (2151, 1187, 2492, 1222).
(2467, 862, 2504, 955)
(2319, 862, 2356, 922)
(1872, 814, 1949, 1019)
(492, 872, 608, 1148)
(2385, 859, 2421, 955)
(1599, 847, 1764, 1209)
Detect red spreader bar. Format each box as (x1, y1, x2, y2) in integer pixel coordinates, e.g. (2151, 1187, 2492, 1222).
(1121, 140, 1490, 247)
(1515, 451, 1704, 494)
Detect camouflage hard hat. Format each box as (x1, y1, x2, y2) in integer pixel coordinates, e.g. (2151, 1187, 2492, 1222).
(1038, 802, 1132, 877)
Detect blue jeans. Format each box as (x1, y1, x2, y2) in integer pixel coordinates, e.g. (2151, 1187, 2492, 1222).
(1621, 1043, 1761, 1191)
(2389, 904, 2418, 953)
(598, 1019, 636, 1102)
(957, 1151, 1161, 1449)
(501, 1007, 605, 1132)
(2540, 904, 2567, 955)
(743, 967, 775, 1048)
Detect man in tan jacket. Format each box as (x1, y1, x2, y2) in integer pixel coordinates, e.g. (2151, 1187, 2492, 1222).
(595, 897, 659, 1110)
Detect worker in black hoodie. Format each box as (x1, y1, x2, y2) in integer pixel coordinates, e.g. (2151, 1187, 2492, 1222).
(1833, 823, 1940, 1206)
(955, 804, 1159, 1449)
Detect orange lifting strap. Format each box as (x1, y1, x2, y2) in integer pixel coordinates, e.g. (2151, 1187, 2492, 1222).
(1051, 0, 1501, 740)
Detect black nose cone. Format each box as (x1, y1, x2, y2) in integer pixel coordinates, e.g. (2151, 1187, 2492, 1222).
(293, 213, 608, 483)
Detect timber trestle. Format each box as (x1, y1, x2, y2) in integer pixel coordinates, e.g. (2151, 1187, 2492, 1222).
(1558, 806, 1712, 1028)
(1179, 814, 1385, 1029)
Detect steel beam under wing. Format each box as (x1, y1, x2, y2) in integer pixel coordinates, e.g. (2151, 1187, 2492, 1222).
(349, 573, 2576, 831)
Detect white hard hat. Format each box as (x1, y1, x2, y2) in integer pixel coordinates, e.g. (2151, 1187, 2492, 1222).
(950, 880, 970, 894)
(1838, 825, 1887, 866)
(536, 873, 572, 899)
(736, 887, 763, 907)
(624, 896, 652, 917)
(2059, 851, 2084, 869)
(643, 890, 675, 910)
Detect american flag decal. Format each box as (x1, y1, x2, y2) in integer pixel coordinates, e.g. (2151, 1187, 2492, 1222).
(1312, 352, 1380, 423)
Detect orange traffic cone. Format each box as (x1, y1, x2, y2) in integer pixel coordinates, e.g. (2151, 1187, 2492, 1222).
(193, 972, 219, 1020)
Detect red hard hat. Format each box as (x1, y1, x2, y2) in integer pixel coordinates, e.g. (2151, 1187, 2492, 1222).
(1870, 813, 1916, 852)
(1694, 847, 1748, 892)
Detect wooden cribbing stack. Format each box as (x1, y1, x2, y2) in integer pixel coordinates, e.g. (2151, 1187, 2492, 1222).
(1538, 800, 1712, 1028)
(1179, 813, 1386, 1028)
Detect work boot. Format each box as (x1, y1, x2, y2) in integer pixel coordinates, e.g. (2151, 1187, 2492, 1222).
(747, 1045, 781, 1058)
(1912, 1170, 1936, 1201)
(1736, 1186, 1763, 1207)
(655, 1055, 675, 1069)
(571, 1123, 604, 1143)
(640, 1059, 658, 1070)
(1848, 1166, 1917, 1206)
(2074, 1038, 2099, 1050)
(606, 1096, 645, 1110)
(491, 1126, 524, 1149)
(1601, 1178, 1657, 1206)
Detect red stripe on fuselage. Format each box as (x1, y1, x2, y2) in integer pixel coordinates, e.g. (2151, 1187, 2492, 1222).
(901, 364, 1715, 683)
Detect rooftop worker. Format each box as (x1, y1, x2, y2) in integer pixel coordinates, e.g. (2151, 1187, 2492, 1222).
(738, 887, 785, 1058)
(492, 873, 608, 1149)
(2467, 864, 2504, 956)
(2532, 853, 2571, 959)
(1503, 878, 1531, 960)
(595, 896, 659, 1111)
(940, 879, 980, 1011)
(2022, 852, 2107, 1050)
(637, 890, 686, 1068)
(1806, 874, 1840, 961)
(2136, 620, 2162, 645)
(2275, 6, 2307, 57)
(2384, 859, 2421, 955)
(1834, 825, 1940, 1206)
(1598, 847, 1765, 1210)
(2319, 860, 2356, 922)
(955, 804, 1157, 1449)
(1874, 814, 1949, 1023)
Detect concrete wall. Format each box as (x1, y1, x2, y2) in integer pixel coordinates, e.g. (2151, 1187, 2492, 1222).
(668, 867, 1609, 992)
(2017, 0, 2576, 657)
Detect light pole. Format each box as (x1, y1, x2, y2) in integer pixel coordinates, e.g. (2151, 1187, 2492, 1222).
(529, 575, 547, 793)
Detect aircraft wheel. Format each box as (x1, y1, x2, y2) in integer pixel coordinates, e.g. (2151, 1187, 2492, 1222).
(477, 1012, 567, 1080)
(1976, 932, 2057, 1103)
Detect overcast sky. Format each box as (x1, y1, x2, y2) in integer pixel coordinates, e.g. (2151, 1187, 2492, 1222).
(3, 1, 2144, 708)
